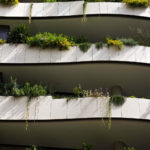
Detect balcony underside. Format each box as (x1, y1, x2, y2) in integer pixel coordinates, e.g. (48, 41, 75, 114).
(1, 62, 150, 97)
(0, 16, 150, 41)
(0, 119, 149, 150)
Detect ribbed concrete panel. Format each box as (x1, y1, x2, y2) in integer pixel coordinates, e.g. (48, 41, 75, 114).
(51, 99, 67, 119)
(0, 96, 15, 119)
(76, 46, 93, 62)
(61, 47, 77, 62)
(37, 96, 52, 119)
(67, 98, 81, 119)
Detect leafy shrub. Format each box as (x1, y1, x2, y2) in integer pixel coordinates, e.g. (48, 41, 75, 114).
(79, 142, 92, 150)
(124, 147, 135, 150)
(134, 28, 150, 46)
(0, 38, 5, 44)
(75, 35, 88, 44)
(27, 32, 71, 50)
(73, 85, 107, 98)
(106, 38, 123, 50)
(95, 41, 104, 49)
(0, 77, 23, 96)
(0, 77, 47, 98)
(118, 38, 138, 46)
(7, 24, 30, 43)
(24, 82, 47, 98)
(79, 42, 91, 52)
(110, 95, 125, 106)
(73, 84, 82, 97)
(123, 0, 149, 7)
(0, 0, 19, 5)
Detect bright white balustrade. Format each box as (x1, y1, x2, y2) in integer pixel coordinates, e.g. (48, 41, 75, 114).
(0, 2, 149, 18)
(0, 44, 150, 64)
(0, 96, 149, 120)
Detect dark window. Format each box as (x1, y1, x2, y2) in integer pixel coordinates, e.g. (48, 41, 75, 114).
(0, 25, 10, 40)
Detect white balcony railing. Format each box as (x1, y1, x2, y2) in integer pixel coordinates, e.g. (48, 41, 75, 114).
(0, 44, 149, 64)
(0, 96, 149, 120)
(0, 2, 149, 18)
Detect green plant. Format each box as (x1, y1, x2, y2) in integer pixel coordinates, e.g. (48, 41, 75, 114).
(108, 100, 112, 129)
(134, 28, 150, 46)
(0, 77, 23, 96)
(23, 82, 47, 98)
(79, 142, 92, 150)
(0, 0, 19, 5)
(12, 87, 25, 97)
(110, 95, 125, 106)
(23, 82, 47, 131)
(79, 42, 91, 52)
(0, 38, 5, 44)
(123, 147, 135, 150)
(106, 38, 123, 50)
(86, 0, 122, 1)
(75, 35, 88, 44)
(73, 84, 82, 97)
(7, 24, 31, 43)
(27, 32, 71, 50)
(64, 35, 76, 45)
(36, 0, 56, 1)
(95, 41, 104, 49)
(118, 38, 138, 46)
(82, 89, 90, 97)
(129, 96, 136, 98)
(123, 0, 149, 7)
(25, 145, 37, 150)
(0, 77, 47, 98)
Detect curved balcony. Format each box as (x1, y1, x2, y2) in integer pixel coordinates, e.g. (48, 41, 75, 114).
(0, 96, 149, 120)
(0, 44, 149, 64)
(0, 96, 150, 149)
(0, 2, 150, 18)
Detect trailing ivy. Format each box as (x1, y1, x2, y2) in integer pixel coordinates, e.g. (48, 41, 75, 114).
(82, 1, 88, 22)
(29, 3, 33, 24)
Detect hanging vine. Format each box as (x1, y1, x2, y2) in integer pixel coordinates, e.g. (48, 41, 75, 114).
(108, 100, 112, 130)
(25, 98, 31, 131)
(82, 1, 88, 22)
(29, 3, 33, 24)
